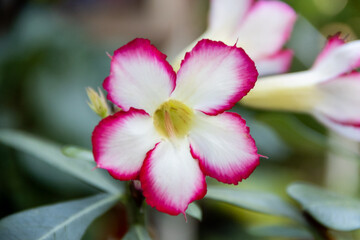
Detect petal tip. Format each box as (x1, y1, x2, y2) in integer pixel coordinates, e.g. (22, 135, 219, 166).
(103, 38, 176, 112)
(92, 109, 153, 181)
(140, 141, 207, 216)
(177, 39, 258, 115)
(189, 112, 260, 185)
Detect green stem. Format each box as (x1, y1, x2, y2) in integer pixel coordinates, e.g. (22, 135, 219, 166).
(325, 131, 359, 196)
(125, 181, 146, 225)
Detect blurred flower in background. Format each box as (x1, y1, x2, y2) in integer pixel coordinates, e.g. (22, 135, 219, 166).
(172, 0, 297, 76)
(242, 34, 360, 141)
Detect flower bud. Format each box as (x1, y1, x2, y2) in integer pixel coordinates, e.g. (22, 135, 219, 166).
(86, 87, 110, 118)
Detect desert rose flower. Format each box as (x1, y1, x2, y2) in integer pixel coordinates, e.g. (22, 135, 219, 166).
(242, 34, 360, 141)
(92, 38, 260, 215)
(172, 0, 297, 76)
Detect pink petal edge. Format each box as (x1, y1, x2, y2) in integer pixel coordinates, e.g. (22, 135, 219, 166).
(190, 112, 260, 184)
(139, 143, 207, 216)
(313, 33, 346, 67)
(318, 71, 360, 127)
(208, 0, 254, 32)
(103, 38, 176, 112)
(314, 112, 360, 141)
(256, 49, 294, 75)
(92, 108, 154, 181)
(266, 49, 294, 73)
(178, 39, 259, 115)
(239, 0, 297, 56)
(323, 116, 360, 128)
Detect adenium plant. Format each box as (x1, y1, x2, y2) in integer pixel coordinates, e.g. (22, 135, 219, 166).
(172, 0, 297, 76)
(92, 38, 261, 215)
(242, 34, 360, 141)
(1, 1, 360, 240)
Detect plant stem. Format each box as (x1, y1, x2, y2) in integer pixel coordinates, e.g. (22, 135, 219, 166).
(126, 181, 146, 225)
(325, 131, 359, 196)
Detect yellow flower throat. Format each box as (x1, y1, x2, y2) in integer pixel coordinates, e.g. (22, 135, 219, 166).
(153, 99, 194, 138)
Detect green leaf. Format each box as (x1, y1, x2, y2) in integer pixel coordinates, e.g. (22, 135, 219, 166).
(287, 182, 360, 231)
(186, 203, 202, 221)
(62, 145, 94, 162)
(205, 186, 305, 224)
(0, 194, 120, 240)
(256, 113, 326, 153)
(287, 15, 326, 68)
(0, 129, 123, 194)
(257, 114, 360, 163)
(248, 225, 313, 239)
(123, 225, 152, 240)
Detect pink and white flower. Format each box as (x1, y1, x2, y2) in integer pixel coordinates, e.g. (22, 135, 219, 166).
(92, 38, 260, 215)
(172, 0, 297, 76)
(242, 34, 360, 141)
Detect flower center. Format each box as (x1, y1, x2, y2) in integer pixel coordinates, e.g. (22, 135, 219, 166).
(153, 99, 194, 138)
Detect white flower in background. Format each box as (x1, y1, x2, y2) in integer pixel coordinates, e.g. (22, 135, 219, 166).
(242, 34, 360, 141)
(172, 0, 297, 76)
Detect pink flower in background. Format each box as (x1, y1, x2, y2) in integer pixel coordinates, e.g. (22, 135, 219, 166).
(92, 38, 260, 215)
(310, 35, 360, 140)
(172, 0, 297, 76)
(242, 34, 360, 141)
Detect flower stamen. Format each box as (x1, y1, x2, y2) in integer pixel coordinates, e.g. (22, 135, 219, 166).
(153, 100, 194, 138)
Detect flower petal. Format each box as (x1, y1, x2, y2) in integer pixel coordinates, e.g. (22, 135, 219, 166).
(171, 0, 253, 72)
(208, 0, 253, 39)
(255, 49, 294, 76)
(171, 39, 258, 115)
(140, 139, 207, 215)
(312, 40, 360, 80)
(188, 111, 259, 184)
(314, 112, 360, 141)
(104, 38, 176, 115)
(235, 0, 296, 60)
(315, 72, 360, 126)
(92, 109, 161, 180)
(313, 33, 345, 67)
